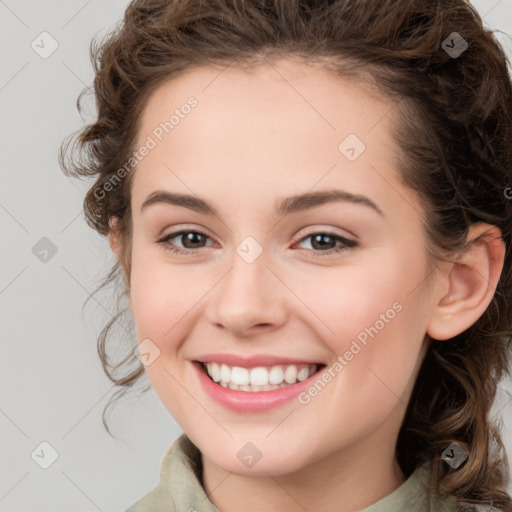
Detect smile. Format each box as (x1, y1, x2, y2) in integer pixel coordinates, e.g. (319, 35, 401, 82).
(193, 358, 328, 412)
(200, 362, 320, 392)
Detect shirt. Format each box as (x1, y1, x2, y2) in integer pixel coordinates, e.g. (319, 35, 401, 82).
(124, 433, 459, 512)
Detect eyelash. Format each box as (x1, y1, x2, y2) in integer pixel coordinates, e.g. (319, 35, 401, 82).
(156, 229, 358, 257)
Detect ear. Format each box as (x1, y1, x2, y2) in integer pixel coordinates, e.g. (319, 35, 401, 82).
(107, 216, 132, 295)
(108, 217, 122, 260)
(426, 223, 505, 341)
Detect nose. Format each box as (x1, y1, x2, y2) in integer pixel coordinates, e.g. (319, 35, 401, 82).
(205, 248, 287, 338)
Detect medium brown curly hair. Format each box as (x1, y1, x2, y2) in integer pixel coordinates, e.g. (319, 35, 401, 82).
(60, 0, 512, 509)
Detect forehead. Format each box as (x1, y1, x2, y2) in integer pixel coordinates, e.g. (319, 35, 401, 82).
(138, 58, 391, 136)
(130, 58, 413, 220)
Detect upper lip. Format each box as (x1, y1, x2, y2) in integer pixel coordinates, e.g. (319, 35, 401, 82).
(195, 353, 325, 368)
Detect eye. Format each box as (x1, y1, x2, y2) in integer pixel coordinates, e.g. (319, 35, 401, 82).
(157, 229, 358, 257)
(294, 231, 358, 256)
(157, 229, 213, 255)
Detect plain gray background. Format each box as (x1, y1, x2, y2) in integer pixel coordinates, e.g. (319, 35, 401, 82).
(1, 1, 512, 511)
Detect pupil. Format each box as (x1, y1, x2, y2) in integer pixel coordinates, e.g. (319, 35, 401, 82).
(184, 232, 204, 248)
(313, 234, 334, 250)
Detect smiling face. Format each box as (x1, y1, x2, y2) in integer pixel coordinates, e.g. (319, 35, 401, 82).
(115, 57, 442, 477)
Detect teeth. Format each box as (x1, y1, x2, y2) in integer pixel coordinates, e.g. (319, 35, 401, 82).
(250, 367, 268, 386)
(231, 366, 250, 386)
(269, 366, 284, 385)
(204, 362, 319, 391)
(209, 362, 221, 382)
(297, 366, 310, 381)
(284, 365, 297, 384)
(220, 364, 230, 382)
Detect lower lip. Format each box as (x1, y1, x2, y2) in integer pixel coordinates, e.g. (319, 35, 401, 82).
(192, 361, 325, 412)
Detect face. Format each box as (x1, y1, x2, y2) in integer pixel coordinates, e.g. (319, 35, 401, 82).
(122, 58, 438, 476)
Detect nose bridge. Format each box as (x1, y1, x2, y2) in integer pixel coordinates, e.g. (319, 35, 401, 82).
(207, 239, 285, 334)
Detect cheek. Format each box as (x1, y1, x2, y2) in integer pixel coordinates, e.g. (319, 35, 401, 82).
(128, 244, 203, 343)
(297, 258, 409, 346)
(128, 250, 207, 421)
(299, 251, 429, 411)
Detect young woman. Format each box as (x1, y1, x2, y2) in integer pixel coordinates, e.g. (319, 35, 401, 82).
(60, 0, 512, 510)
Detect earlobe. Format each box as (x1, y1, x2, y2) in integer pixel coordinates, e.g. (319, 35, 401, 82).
(426, 223, 505, 341)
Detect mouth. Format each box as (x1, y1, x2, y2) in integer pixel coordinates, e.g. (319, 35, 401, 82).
(196, 361, 327, 392)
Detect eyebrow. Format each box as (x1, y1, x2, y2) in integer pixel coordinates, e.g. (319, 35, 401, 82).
(140, 189, 384, 218)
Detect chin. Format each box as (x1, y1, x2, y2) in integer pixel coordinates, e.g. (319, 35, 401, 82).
(200, 441, 310, 477)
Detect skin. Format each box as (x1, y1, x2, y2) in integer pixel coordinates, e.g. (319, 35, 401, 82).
(109, 58, 505, 512)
